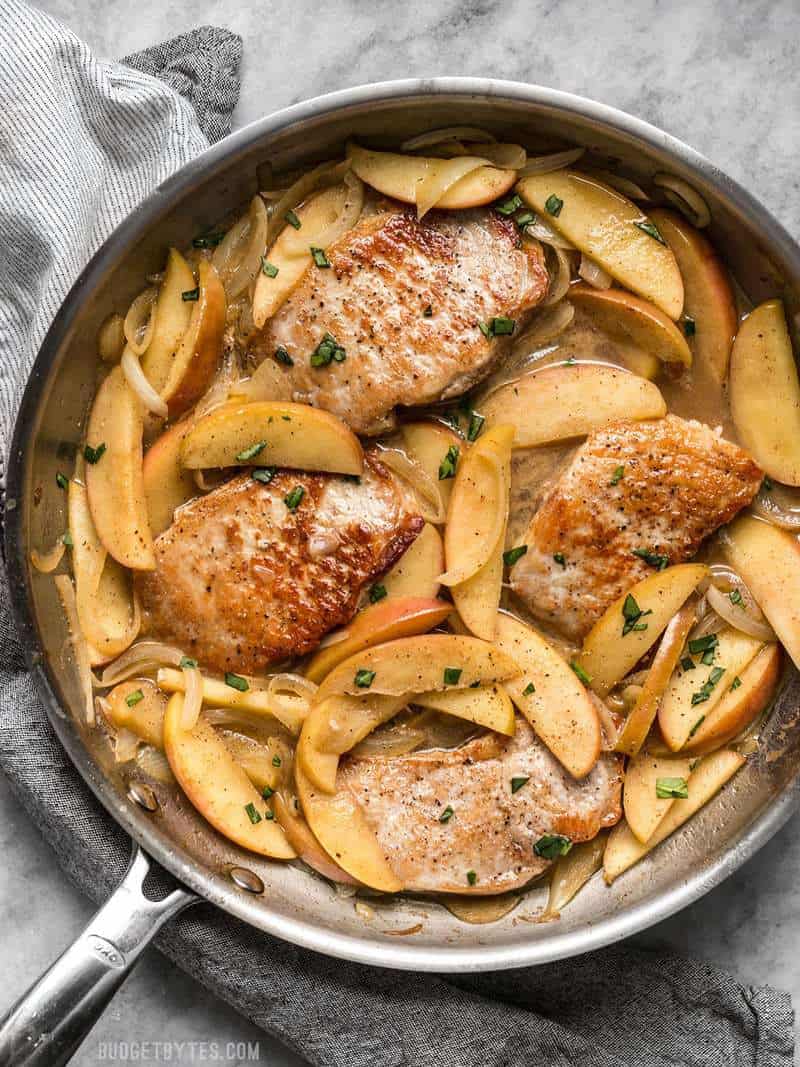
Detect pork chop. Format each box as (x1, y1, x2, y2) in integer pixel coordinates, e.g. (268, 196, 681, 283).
(339, 716, 622, 895)
(248, 206, 549, 434)
(511, 415, 762, 640)
(136, 455, 423, 674)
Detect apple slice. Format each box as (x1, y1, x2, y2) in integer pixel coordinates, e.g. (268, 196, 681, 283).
(730, 300, 800, 484)
(156, 667, 307, 735)
(441, 424, 513, 587)
(615, 601, 696, 757)
(684, 643, 782, 755)
(623, 751, 693, 844)
(479, 363, 666, 448)
(658, 628, 763, 751)
(721, 515, 800, 670)
(142, 421, 196, 537)
(347, 143, 515, 212)
(140, 248, 195, 394)
(163, 693, 295, 859)
(304, 596, 451, 684)
(577, 564, 707, 697)
(253, 184, 354, 329)
(604, 749, 745, 883)
(219, 733, 291, 794)
(295, 764, 402, 890)
(517, 170, 684, 319)
(568, 284, 692, 366)
(382, 522, 443, 600)
(401, 421, 462, 517)
(272, 791, 359, 885)
(161, 259, 226, 417)
(315, 633, 519, 700)
(179, 400, 363, 475)
(85, 366, 155, 570)
(104, 679, 166, 749)
(413, 685, 516, 736)
(494, 611, 601, 778)
(649, 209, 738, 382)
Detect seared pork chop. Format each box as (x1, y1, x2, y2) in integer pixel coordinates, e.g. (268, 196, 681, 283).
(340, 716, 622, 894)
(137, 456, 422, 674)
(511, 415, 762, 639)
(249, 207, 549, 434)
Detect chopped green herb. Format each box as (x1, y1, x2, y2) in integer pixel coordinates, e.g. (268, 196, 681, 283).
(443, 667, 462, 686)
(478, 320, 491, 338)
(688, 633, 718, 655)
(310, 246, 330, 268)
(701, 647, 716, 666)
(656, 776, 689, 799)
(265, 810, 275, 820)
(244, 802, 262, 825)
(261, 258, 279, 278)
(262, 786, 274, 799)
(688, 714, 706, 737)
(515, 210, 535, 230)
(534, 833, 572, 859)
(56, 471, 68, 490)
(729, 589, 743, 606)
(634, 219, 666, 244)
(125, 689, 144, 707)
(284, 485, 305, 510)
(83, 442, 106, 465)
(179, 656, 198, 669)
(423, 304, 433, 317)
(545, 194, 563, 217)
(273, 345, 293, 366)
(252, 467, 277, 484)
(478, 316, 516, 338)
(439, 805, 454, 823)
(225, 672, 249, 692)
(564, 356, 576, 365)
(235, 440, 267, 462)
(553, 552, 566, 568)
(354, 668, 376, 689)
(511, 776, 529, 794)
(369, 584, 387, 604)
(523, 682, 536, 697)
(503, 544, 528, 567)
(763, 476, 774, 492)
(181, 287, 199, 302)
(281, 415, 291, 421)
(495, 193, 523, 216)
(683, 316, 696, 337)
(285, 209, 301, 229)
(570, 660, 591, 686)
(310, 331, 346, 366)
(272, 754, 282, 767)
(632, 548, 669, 571)
(680, 656, 696, 672)
(438, 444, 459, 480)
(192, 231, 225, 249)
(691, 666, 725, 706)
(610, 465, 625, 486)
(62, 531, 73, 547)
(466, 870, 478, 886)
(467, 412, 485, 442)
(730, 676, 743, 691)
(621, 593, 652, 636)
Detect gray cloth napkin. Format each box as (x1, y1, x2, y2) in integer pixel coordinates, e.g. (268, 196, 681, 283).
(0, 3, 794, 1064)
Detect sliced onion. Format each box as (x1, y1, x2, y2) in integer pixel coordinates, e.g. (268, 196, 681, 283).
(203, 706, 284, 740)
(518, 147, 585, 176)
(54, 574, 95, 724)
(705, 583, 775, 642)
(467, 142, 526, 169)
(752, 481, 800, 530)
(213, 195, 269, 301)
(653, 173, 711, 228)
(401, 127, 497, 151)
(689, 609, 725, 642)
(121, 346, 168, 418)
(351, 724, 426, 758)
(541, 833, 606, 921)
(585, 169, 649, 201)
(523, 214, 576, 250)
(98, 313, 126, 363)
(512, 301, 575, 357)
(578, 254, 613, 290)
(264, 159, 351, 248)
(316, 170, 365, 246)
(266, 673, 317, 730)
(97, 639, 184, 688)
(416, 156, 491, 218)
(123, 287, 158, 356)
(541, 245, 574, 307)
(180, 663, 203, 730)
(112, 726, 141, 764)
(193, 347, 242, 419)
(31, 538, 66, 574)
(376, 446, 446, 524)
(135, 744, 176, 784)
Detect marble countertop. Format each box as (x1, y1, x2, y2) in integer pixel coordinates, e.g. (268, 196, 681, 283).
(2, 0, 799, 1063)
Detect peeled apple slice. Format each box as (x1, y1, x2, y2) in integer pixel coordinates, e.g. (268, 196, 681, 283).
(413, 685, 516, 736)
(622, 751, 693, 844)
(140, 248, 195, 394)
(382, 523, 444, 600)
(568, 284, 692, 366)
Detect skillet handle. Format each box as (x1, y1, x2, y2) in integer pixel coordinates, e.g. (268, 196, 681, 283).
(0, 846, 196, 1067)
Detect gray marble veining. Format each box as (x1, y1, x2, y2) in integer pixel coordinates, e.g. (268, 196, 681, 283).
(2, 0, 800, 1062)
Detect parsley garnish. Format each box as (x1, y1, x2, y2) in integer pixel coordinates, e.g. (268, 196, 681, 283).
(439, 805, 454, 823)
(354, 669, 375, 689)
(285, 210, 301, 229)
(570, 661, 591, 686)
(284, 486, 305, 510)
(83, 443, 106, 465)
(310, 332, 346, 367)
(225, 672, 249, 692)
(438, 444, 459, 480)
(545, 194, 563, 217)
(691, 666, 725, 706)
(262, 786, 274, 799)
(310, 246, 330, 268)
(688, 633, 718, 656)
(235, 441, 266, 462)
(610, 465, 624, 486)
(511, 776, 529, 794)
(680, 656, 696, 672)
(466, 870, 478, 886)
(634, 219, 666, 244)
(369, 584, 387, 604)
(534, 834, 572, 859)
(272, 754, 282, 767)
(192, 231, 225, 249)
(683, 316, 696, 337)
(252, 467, 277, 484)
(522, 682, 536, 697)
(467, 412, 485, 442)
(62, 531, 73, 547)
(632, 548, 669, 571)
(729, 589, 743, 606)
(622, 593, 652, 636)
(503, 545, 528, 567)
(495, 193, 523, 216)
(443, 667, 462, 686)
(180, 656, 198, 669)
(273, 345, 293, 366)
(478, 316, 516, 338)
(261, 258, 279, 278)
(181, 287, 199, 302)
(730, 676, 743, 691)
(56, 472, 68, 490)
(688, 715, 706, 737)
(656, 777, 688, 799)
(244, 802, 262, 825)
(125, 689, 144, 707)
(553, 552, 566, 568)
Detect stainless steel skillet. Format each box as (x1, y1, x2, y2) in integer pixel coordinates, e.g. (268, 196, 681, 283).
(2, 78, 800, 1066)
